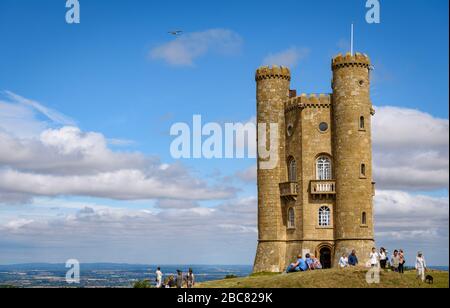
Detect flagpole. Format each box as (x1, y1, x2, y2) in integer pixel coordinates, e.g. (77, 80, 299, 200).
(351, 23, 354, 56)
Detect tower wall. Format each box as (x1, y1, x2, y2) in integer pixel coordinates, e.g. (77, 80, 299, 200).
(331, 53, 375, 265)
(253, 66, 290, 273)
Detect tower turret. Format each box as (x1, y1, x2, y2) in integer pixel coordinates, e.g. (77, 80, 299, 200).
(253, 66, 290, 273)
(331, 53, 375, 265)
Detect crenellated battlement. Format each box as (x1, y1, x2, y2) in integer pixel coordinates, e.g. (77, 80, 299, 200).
(285, 93, 331, 113)
(255, 65, 291, 81)
(332, 52, 371, 70)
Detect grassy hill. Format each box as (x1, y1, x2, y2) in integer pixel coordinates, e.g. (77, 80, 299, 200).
(198, 268, 448, 288)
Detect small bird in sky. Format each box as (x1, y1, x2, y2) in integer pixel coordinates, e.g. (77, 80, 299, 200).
(168, 30, 183, 36)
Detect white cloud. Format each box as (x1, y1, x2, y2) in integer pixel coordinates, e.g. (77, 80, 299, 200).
(0, 168, 233, 201)
(4, 91, 76, 127)
(262, 47, 310, 68)
(150, 29, 243, 66)
(373, 106, 449, 191)
(0, 196, 257, 264)
(4, 219, 34, 231)
(0, 93, 235, 204)
(374, 190, 448, 263)
(375, 190, 449, 230)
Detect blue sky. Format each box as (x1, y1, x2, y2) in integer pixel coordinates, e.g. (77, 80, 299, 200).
(0, 0, 448, 266)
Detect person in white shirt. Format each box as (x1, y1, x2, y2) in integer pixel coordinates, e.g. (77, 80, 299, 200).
(415, 252, 427, 282)
(369, 247, 380, 268)
(155, 267, 163, 288)
(339, 253, 349, 268)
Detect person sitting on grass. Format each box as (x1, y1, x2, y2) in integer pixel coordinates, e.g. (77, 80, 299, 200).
(166, 275, 175, 288)
(305, 254, 314, 270)
(311, 256, 322, 270)
(348, 250, 358, 266)
(339, 253, 349, 268)
(286, 255, 308, 273)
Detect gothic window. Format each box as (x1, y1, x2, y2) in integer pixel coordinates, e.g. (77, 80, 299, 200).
(319, 206, 331, 227)
(316, 156, 332, 180)
(360, 116, 365, 130)
(288, 157, 297, 182)
(288, 208, 295, 229)
(362, 212, 367, 225)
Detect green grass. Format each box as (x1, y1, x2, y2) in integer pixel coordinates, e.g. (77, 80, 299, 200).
(197, 268, 449, 289)
(132, 280, 153, 288)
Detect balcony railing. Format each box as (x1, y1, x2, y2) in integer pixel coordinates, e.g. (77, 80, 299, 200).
(279, 182, 298, 201)
(310, 180, 336, 198)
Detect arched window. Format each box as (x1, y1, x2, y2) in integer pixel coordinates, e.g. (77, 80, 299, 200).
(318, 206, 331, 227)
(288, 157, 297, 182)
(360, 116, 365, 130)
(362, 212, 367, 225)
(288, 208, 295, 229)
(361, 163, 366, 177)
(316, 156, 332, 180)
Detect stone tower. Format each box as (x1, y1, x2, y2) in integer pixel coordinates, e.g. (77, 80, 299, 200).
(253, 53, 375, 273)
(332, 53, 375, 265)
(253, 66, 290, 273)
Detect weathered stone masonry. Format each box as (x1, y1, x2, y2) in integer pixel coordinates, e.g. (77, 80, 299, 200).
(254, 53, 376, 273)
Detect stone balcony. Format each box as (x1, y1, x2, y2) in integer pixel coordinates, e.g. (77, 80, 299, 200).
(310, 180, 336, 199)
(279, 182, 298, 201)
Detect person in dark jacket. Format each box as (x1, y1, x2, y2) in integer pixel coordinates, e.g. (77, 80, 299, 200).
(348, 250, 359, 266)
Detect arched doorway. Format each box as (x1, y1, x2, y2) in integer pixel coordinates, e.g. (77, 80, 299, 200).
(319, 247, 332, 269)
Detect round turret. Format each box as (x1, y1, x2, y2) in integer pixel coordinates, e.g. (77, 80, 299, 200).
(331, 52, 375, 265)
(253, 65, 291, 273)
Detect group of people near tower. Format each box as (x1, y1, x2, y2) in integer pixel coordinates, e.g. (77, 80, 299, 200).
(154, 267, 195, 288)
(338, 247, 429, 282)
(287, 248, 429, 282)
(285, 254, 323, 272)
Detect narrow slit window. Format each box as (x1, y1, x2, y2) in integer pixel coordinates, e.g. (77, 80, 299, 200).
(362, 212, 367, 225)
(288, 158, 297, 182)
(360, 116, 365, 130)
(288, 208, 295, 229)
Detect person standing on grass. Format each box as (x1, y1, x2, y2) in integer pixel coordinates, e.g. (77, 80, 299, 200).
(415, 252, 427, 282)
(186, 268, 195, 288)
(155, 267, 163, 288)
(391, 250, 400, 272)
(176, 270, 183, 288)
(398, 250, 405, 274)
(369, 247, 380, 268)
(379, 248, 387, 269)
(348, 250, 358, 266)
